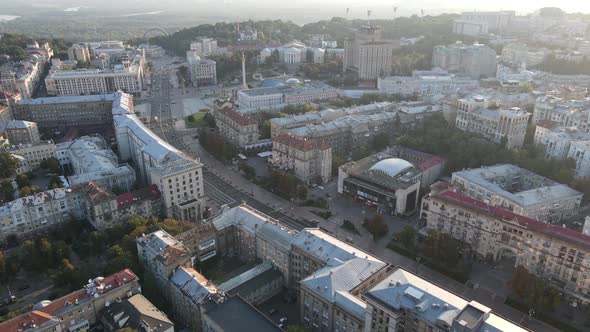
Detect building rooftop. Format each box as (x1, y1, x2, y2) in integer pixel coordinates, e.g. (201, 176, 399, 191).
(271, 102, 394, 127)
(202, 296, 281, 332)
(301, 256, 386, 303)
(137, 230, 191, 266)
(116, 184, 160, 209)
(240, 80, 337, 97)
(0, 310, 57, 332)
(273, 134, 330, 152)
(432, 186, 590, 251)
(170, 267, 217, 305)
(101, 294, 173, 332)
(218, 261, 280, 294)
(288, 111, 399, 138)
(213, 205, 298, 245)
(452, 164, 583, 207)
(340, 153, 421, 190)
(113, 112, 188, 164)
(292, 228, 382, 264)
(16, 93, 117, 106)
(365, 267, 529, 332)
(216, 105, 257, 126)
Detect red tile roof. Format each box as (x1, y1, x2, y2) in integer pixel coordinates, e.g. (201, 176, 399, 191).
(433, 189, 590, 251)
(117, 184, 160, 209)
(36, 289, 88, 316)
(0, 269, 140, 331)
(216, 105, 257, 126)
(0, 310, 54, 332)
(274, 134, 331, 152)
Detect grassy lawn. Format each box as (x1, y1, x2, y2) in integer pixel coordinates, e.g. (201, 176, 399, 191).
(185, 112, 207, 128)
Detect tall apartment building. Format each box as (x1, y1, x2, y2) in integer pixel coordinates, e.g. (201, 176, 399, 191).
(270, 134, 332, 184)
(270, 102, 394, 138)
(287, 111, 399, 155)
(0, 54, 46, 99)
(451, 164, 583, 223)
(0, 269, 141, 332)
(213, 205, 298, 282)
(11, 92, 124, 131)
(5, 140, 56, 171)
(0, 186, 85, 240)
(533, 122, 590, 177)
(55, 135, 136, 191)
(45, 55, 144, 96)
(378, 74, 479, 96)
(0, 120, 41, 145)
(500, 43, 551, 67)
(68, 43, 91, 63)
(422, 182, 590, 304)
(186, 52, 217, 87)
(212, 99, 258, 147)
(532, 95, 590, 130)
(138, 204, 528, 332)
(113, 104, 204, 221)
(79, 182, 162, 230)
(363, 266, 528, 332)
(432, 42, 497, 79)
(343, 25, 399, 80)
(137, 229, 193, 286)
(455, 103, 530, 149)
(190, 38, 219, 56)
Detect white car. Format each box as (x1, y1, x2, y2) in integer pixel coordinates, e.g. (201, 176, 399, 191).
(279, 317, 287, 323)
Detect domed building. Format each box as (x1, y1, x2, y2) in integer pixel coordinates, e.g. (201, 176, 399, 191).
(338, 148, 445, 215)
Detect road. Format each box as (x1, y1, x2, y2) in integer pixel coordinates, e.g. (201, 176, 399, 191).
(144, 64, 314, 231)
(142, 59, 560, 332)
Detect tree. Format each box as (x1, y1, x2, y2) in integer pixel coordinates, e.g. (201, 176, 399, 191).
(363, 214, 388, 240)
(296, 185, 308, 201)
(371, 133, 390, 151)
(40, 157, 60, 174)
(15, 174, 30, 189)
(0, 151, 18, 178)
(53, 259, 76, 287)
(0, 180, 14, 202)
(398, 225, 417, 249)
(509, 265, 531, 298)
(19, 186, 33, 198)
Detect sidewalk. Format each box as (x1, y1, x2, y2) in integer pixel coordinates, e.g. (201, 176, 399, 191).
(192, 139, 559, 332)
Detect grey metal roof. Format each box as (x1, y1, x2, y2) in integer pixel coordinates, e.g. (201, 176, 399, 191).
(292, 228, 382, 264)
(452, 164, 582, 206)
(302, 257, 386, 302)
(217, 261, 274, 293)
(170, 267, 216, 305)
(365, 268, 528, 332)
(16, 93, 117, 105)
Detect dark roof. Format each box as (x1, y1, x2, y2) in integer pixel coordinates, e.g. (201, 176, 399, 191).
(203, 296, 281, 332)
(117, 184, 160, 209)
(227, 267, 283, 297)
(433, 189, 590, 251)
(274, 133, 330, 151)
